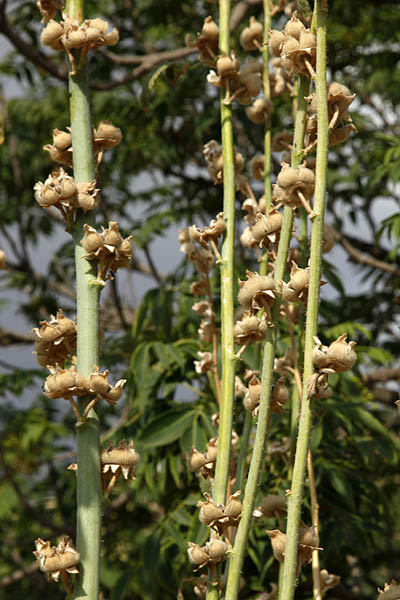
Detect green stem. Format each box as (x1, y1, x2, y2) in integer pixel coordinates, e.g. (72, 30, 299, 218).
(263, 0, 272, 211)
(224, 75, 310, 600)
(65, 2, 102, 599)
(207, 1, 235, 598)
(278, 4, 328, 600)
(234, 411, 253, 494)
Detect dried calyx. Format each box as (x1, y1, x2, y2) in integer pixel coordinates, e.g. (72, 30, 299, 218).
(101, 439, 140, 491)
(246, 98, 273, 124)
(305, 82, 356, 151)
(378, 580, 400, 600)
(186, 16, 219, 64)
(243, 375, 289, 416)
(34, 167, 99, 220)
(272, 162, 315, 216)
(203, 140, 249, 195)
(41, 16, 119, 71)
(188, 538, 229, 570)
(233, 311, 267, 349)
(197, 491, 242, 538)
(33, 309, 77, 367)
(208, 57, 263, 106)
(307, 334, 357, 398)
(238, 271, 277, 317)
(82, 221, 132, 283)
(267, 521, 322, 576)
(269, 12, 316, 79)
(43, 364, 126, 419)
(33, 537, 79, 584)
(37, 0, 64, 24)
(43, 122, 122, 168)
(240, 17, 263, 52)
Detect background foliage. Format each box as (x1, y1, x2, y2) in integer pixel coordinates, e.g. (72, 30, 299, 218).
(0, 0, 399, 598)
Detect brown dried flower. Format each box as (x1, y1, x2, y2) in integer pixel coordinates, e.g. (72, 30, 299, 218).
(37, 0, 64, 24)
(33, 309, 77, 367)
(44, 364, 87, 400)
(33, 536, 79, 582)
(245, 98, 273, 124)
(272, 162, 315, 214)
(82, 222, 132, 282)
(185, 16, 219, 64)
(240, 17, 263, 52)
(101, 439, 139, 482)
(233, 311, 267, 346)
(238, 270, 277, 315)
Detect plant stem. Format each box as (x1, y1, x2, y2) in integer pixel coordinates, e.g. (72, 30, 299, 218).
(212, 0, 235, 508)
(234, 411, 253, 494)
(278, 3, 328, 600)
(207, 1, 235, 598)
(224, 73, 310, 600)
(308, 449, 322, 600)
(263, 0, 272, 211)
(65, 2, 102, 598)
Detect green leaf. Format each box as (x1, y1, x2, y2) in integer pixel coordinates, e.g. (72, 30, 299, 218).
(140, 62, 173, 105)
(111, 571, 132, 600)
(139, 408, 198, 448)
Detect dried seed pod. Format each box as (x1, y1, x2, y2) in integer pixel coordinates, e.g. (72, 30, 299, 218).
(320, 570, 340, 593)
(82, 224, 104, 254)
(267, 529, 286, 563)
(234, 312, 267, 345)
(231, 65, 262, 105)
(225, 491, 242, 519)
(240, 17, 263, 51)
(326, 334, 357, 372)
(188, 447, 209, 472)
(268, 30, 285, 57)
(93, 121, 123, 151)
(33, 537, 79, 582)
(197, 493, 225, 526)
(194, 351, 214, 374)
(378, 581, 400, 600)
(37, 0, 64, 24)
(243, 374, 261, 414)
(251, 155, 265, 181)
(237, 271, 276, 314)
(33, 309, 77, 367)
(284, 13, 306, 40)
(288, 263, 310, 292)
(86, 365, 126, 404)
(321, 223, 336, 253)
(260, 495, 286, 518)
(101, 439, 140, 480)
(245, 98, 273, 124)
(206, 538, 228, 561)
(272, 162, 315, 211)
(185, 16, 219, 63)
(272, 131, 293, 152)
(271, 378, 289, 413)
(41, 19, 64, 49)
(188, 542, 209, 566)
(52, 128, 72, 152)
(44, 365, 87, 399)
(216, 52, 240, 79)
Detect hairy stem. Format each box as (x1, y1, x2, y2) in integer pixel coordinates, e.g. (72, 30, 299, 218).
(66, 1, 102, 598)
(279, 3, 328, 600)
(207, 0, 235, 598)
(263, 0, 272, 211)
(224, 73, 310, 600)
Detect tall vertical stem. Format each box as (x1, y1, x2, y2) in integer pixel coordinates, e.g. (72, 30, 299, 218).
(66, 2, 102, 598)
(213, 0, 235, 508)
(279, 3, 328, 600)
(207, 1, 235, 598)
(224, 74, 310, 600)
(262, 0, 272, 212)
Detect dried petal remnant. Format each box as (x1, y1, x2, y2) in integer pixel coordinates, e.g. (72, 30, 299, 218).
(33, 537, 79, 582)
